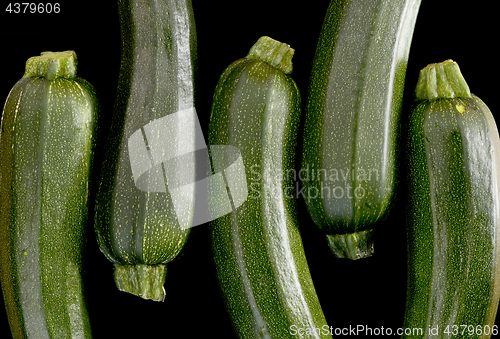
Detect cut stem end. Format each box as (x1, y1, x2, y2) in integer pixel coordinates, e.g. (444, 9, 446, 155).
(326, 229, 375, 260)
(114, 264, 167, 302)
(246, 36, 295, 74)
(23, 51, 77, 80)
(415, 59, 471, 101)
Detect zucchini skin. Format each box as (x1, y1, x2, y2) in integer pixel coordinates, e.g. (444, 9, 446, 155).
(0, 53, 97, 338)
(301, 0, 421, 258)
(404, 95, 500, 337)
(208, 42, 331, 338)
(94, 0, 197, 301)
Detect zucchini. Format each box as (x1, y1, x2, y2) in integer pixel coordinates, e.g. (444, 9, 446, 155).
(0, 51, 97, 338)
(208, 36, 331, 339)
(403, 60, 500, 338)
(94, 0, 197, 301)
(301, 0, 421, 259)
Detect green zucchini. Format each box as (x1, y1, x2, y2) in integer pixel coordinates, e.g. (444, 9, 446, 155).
(208, 36, 331, 339)
(403, 60, 500, 338)
(301, 0, 421, 259)
(0, 51, 97, 338)
(94, 0, 197, 301)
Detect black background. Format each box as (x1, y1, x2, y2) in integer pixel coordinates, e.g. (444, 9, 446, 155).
(0, 1, 499, 338)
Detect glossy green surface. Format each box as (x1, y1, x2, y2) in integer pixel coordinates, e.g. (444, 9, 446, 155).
(404, 61, 500, 338)
(301, 0, 421, 259)
(94, 0, 196, 301)
(0, 52, 97, 338)
(208, 39, 331, 338)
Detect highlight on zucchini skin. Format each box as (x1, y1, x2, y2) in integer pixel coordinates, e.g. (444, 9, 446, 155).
(208, 36, 332, 339)
(93, 0, 197, 302)
(0, 51, 97, 339)
(403, 60, 500, 339)
(300, 0, 421, 259)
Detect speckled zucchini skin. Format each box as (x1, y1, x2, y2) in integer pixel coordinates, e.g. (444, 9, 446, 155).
(301, 0, 421, 258)
(0, 55, 97, 338)
(404, 96, 500, 338)
(208, 53, 331, 338)
(93, 0, 196, 300)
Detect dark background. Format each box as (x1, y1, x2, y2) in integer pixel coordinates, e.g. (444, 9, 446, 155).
(0, 1, 498, 338)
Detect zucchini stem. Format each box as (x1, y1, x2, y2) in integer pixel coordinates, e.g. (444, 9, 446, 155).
(246, 36, 295, 74)
(23, 51, 77, 80)
(114, 264, 167, 302)
(326, 229, 375, 260)
(415, 59, 471, 101)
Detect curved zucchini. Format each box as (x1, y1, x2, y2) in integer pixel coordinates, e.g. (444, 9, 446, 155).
(301, 0, 421, 259)
(0, 51, 97, 338)
(209, 36, 331, 339)
(403, 60, 500, 338)
(94, 0, 197, 301)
